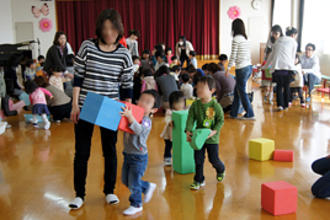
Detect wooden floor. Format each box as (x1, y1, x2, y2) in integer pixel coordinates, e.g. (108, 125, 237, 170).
(0, 89, 329, 220)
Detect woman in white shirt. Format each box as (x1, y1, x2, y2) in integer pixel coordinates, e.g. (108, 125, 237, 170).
(300, 43, 321, 102)
(175, 36, 194, 67)
(226, 18, 255, 120)
(264, 27, 298, 111)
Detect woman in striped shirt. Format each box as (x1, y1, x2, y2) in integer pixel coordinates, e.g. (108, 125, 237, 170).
(226, 18, 255, 120)
(69, 9, 134, 210)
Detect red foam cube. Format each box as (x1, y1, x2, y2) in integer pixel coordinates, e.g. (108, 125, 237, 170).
(119, 102, 145, 134)
(261, 181, 297, 216)
(273, 150, 294, 162)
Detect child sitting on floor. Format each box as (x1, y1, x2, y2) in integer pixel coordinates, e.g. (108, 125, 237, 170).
(186, 75, 225, 190)
(120, 90, 159, 215)
(161, 91, 185, 166)
(289, 55, 305, 107)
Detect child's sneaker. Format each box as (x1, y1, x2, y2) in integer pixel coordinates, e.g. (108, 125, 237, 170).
(44, 122, 51, 130)
(144, 183, 156, 203)
(217, 173, 225, 182)
(190, 181, 205, 190)
(105, 194, 120, 205)
(69, 197, 84, 210)
(164, 157, 172, 166)
(123, 206, 143, 215)
(33, 123, 40, 128)
(301, 103, 306, 108)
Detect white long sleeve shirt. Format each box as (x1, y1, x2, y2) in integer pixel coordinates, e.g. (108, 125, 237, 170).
(265, 36, 297, 73)
(228, 35, 251, 70)
(300, 54, 321, 80)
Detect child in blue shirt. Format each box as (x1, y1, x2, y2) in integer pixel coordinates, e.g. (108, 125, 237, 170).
(120, 89, 159, 215)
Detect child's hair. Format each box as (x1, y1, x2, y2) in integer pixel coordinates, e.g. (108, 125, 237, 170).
(181, 73, 190, 83)
(128, 29, 140, 37)
(26, 59, 34, 68)
(52, 66, 63, 75)
(171, 55, 178, 61)
(201, 63, 209, 71)
(169, 91, 185, 109)
(207, 63, 222, 74)
(34, 76, 49, 88)
(218, 54, 228, 61)
(286, 27, 298, 36)
(271, 25, 283, 37)
(305, 43, 316, 51)
(155, 50, 164, 59)
(156, 65, 170, 77)
(189, 51, 196, 57)
(165, 48, 172, 54)
(132, 55, 140, 62)
(142, 49, 150, 55)
(171, 65, 181, 72)
(24, 80, 39, 94)
(141, 89, 160, 108)
(142, 68, 154, 77)
(186, 64, 196, 73)
(37, 55, 45, 61)
(197, 75, 216, 90)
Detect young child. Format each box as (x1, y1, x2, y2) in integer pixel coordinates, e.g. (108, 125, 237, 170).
(180, 73, 194, 100)
(186, 75, 225, 190)
(49, 67, 66, 91)
(141, 68, 157, 92)
(218, 54, 228, 71)
(155, 51, 169, 71)
(170, 65, 181, 85)
(24, 59, 37, 81)
(120, 90, 159, 215)
(141, 49, 152, 69)
(161, 91, 185, 166)
(170, 56, 180, 68)
(24, 80, 53, 130)
(132, 55, 141, 73)
(166, 48, 173, 65)
(189, 51, 198, 69)
(290, 55, 305, 107)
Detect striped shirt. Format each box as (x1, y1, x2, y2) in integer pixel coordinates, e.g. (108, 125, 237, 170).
(228, 35, 251, 70)
(73, 39, 134, 107)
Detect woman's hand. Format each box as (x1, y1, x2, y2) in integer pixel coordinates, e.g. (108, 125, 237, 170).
(207, 130, 217, 139)
(70, 104, 80, 124)
(186, 131, 192, 142)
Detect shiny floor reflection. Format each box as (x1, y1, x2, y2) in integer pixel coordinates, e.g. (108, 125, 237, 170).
(0, 90, 329, 220)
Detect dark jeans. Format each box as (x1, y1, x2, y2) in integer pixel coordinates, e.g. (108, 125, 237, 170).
(304, 73, 321, 96)
(164, 139, 172, 159)
(49, 101, 72, 121)
(180, 54, 190, 67)
(230, 65, 254, 118)
(73, 119, 118, 199)
(289, 87, 304, 104)
(273, 70, 293, 108)
(194, 144, 225, 183)
(122, 153, 150, 207)
(311, 157, 330, 198)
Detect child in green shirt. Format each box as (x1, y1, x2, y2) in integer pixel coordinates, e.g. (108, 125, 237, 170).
(186, 75, 225, 190)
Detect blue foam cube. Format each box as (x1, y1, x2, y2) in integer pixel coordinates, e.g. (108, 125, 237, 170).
(80, 92, 125, 131)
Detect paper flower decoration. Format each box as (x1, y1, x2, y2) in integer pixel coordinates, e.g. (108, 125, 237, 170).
(227, 6, 241, 20)
(39, 18, 52, 32)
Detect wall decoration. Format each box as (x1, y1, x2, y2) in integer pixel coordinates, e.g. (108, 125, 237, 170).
(32, 3, 49, 18)
(251, 0, 262, 10)
(32, 6, 41, 18)
(39, 18, 52, 32)
(41, 3, 49, 16)
(227, 6, 241, 20)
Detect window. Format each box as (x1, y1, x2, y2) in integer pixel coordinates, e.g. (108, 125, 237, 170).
(272, 0, 292, 30)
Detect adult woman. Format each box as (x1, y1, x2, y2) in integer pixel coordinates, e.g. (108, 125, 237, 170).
(175, 36, 194, 67)
(301, 43, 321, 102)
(264, 27, 298, 111)
(69, 9, 134, 209)
(226, 18, 255, 120)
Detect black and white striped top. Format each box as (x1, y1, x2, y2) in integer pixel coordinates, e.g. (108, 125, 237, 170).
(73, 39, 134, 107)
(228, 35, 251, 70)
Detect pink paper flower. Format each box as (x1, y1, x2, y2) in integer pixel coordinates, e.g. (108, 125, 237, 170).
(39, 18, 52, 32)
(227, 6, 241, 20)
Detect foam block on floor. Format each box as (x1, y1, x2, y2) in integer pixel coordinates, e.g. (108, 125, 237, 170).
(273, 150, 294, 162)
(172, 110, 195, 174)
(79, 92, 125, 131)
(119, 101, 145, 134)
(249, 138, 275, 161)
(19, 92, 30, 106)
(190, 128, 211, 150)
(24, 114, 50, 123)
(261, 181, 297, 216)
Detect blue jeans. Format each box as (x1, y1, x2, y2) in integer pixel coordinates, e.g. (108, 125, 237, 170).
(230, 65, 254, 118)
(311, 157, 330, 198)
(304, 73, 321, 96)
(122, 153, 150, 207)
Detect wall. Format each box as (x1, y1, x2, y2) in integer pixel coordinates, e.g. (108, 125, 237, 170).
(0, 0, 14, 44)
(220, 0, 272, 64)
(10, 0, 57, 58)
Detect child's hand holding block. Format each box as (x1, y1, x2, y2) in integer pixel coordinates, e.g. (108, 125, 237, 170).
(273, 150, 294, 162)
(79, 92, 125, 131)
(249, 138, 275, 161)
(119, 102, 145, 134)
(261, 181, 297, 215)
(189, 128, 211, 150)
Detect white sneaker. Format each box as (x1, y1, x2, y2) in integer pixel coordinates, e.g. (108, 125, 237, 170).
(164, 158, 172, 166)
(144, 183, 156, 203)
(44, 122, 51, 130)
(123, 206, 143, 216)
(276, 106, 284, 112)
(105, 194, 119, 205)
(69, 197, 84, 210)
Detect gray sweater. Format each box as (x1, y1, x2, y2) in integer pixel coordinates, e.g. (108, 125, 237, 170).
(123, 116, 152, 155)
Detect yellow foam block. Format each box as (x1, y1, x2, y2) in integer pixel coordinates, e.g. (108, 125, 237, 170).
(248, 138, 275, 161)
